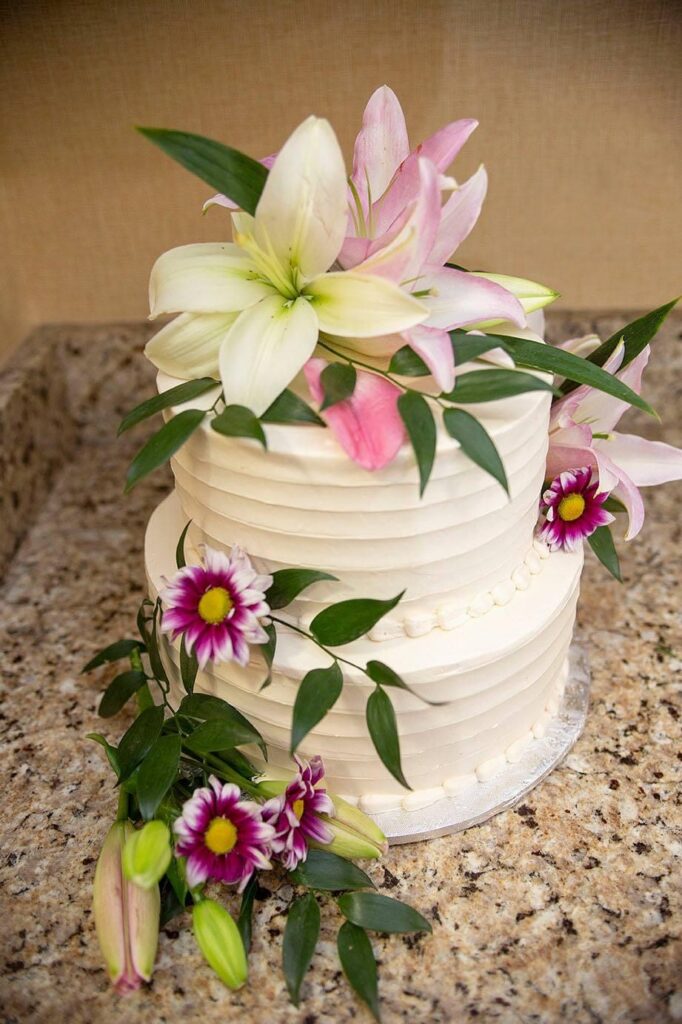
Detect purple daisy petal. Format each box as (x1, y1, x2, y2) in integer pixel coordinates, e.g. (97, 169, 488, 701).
(160, 541, 271, 669)
(538, 466, 615, 551)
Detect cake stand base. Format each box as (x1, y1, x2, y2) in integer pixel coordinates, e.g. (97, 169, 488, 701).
(375, 643, 590, 845)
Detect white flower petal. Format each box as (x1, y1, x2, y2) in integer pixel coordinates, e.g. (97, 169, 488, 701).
(254, 116, 348, 280)
(145, 312, 235, 379)
(219, 294, 319, 415)
(149, 242, 274, 317)
(304, 271, 427, 338)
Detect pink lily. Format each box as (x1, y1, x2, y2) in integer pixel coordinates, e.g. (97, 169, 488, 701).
(341, 85, 481, 268)
(303, 357, 405, 470)
(547, 342, 682, 539)
(335, 87, 526, 392)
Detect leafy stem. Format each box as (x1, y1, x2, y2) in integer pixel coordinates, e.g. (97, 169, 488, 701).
(269, 614, 365, 674)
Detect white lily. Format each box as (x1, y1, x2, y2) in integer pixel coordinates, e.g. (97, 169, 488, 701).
(145, 117, 428, 414)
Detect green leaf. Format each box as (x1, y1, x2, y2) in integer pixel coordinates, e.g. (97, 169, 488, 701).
(289, 849, 376, 892)
(98, 670, 148, 718)
(117, 705, 165, 781)
(497, 335, 656, 417)
(259, 620, 277, 690)
(444, 368, 555, 403)
(179, 636, 199, 695)
(443, 408, 509, 494)
(184, 718, 263, 755)
(337, 922, 380, 1022)
(125, 408, 206, 492)
(283, 892, 320, 1006)
(136, 127, 268, 216)
(365, 660, 447, 707)
(587, 525, 622, 582)
(602, 495, 626, 514)
(397, 392, 436, 497)
(310, 591, 405, 647)
(320, 363, 357, 410)
(118, 378, 218, 435)
(365, 687, 410, 789)
(266, 568, 338, 610)
(261, 388, 324, 426)
(237, 875, 258, 953)
(166, 855, 188, 909)
(450, 330, 512, 365)
(291, 663, 343, 754)
(573, 298, 680, 385)
(337, 891, 432, 934)
(211, 404, 267, 448)
(86, 733, 121, 777)
(388, 345, 430, 377)
(82, 638, 144, 673)
(147, 605, 169, 685)
(136, 734, 182, 820)
(175, 521, 191, 569)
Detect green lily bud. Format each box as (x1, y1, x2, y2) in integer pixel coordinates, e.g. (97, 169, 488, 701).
(192, 898, 248, 990)
(93, 821, 160, 993)
(474, 272, 559, 314)
(323, 794, 388, 859)
(122, 820, 172, 889)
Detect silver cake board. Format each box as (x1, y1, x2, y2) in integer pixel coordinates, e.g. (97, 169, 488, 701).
(375, 643, 590, 845)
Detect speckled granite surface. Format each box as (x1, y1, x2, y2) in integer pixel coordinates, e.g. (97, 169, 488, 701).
(1, 315, 680, 1024)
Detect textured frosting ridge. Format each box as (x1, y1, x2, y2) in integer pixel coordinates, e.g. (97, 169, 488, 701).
(159, 370, 553, 640)
(146, 494, 582, 809)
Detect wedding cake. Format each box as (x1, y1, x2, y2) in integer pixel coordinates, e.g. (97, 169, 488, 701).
(145, 368, 582, 809)
(86, 85, 681, 1006)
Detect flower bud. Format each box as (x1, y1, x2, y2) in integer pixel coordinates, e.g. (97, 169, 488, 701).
(123, 820, 172, 889)
(192, 898, 248, 990)
(473, 272, 559, 314)
(93, 821, 160, 993)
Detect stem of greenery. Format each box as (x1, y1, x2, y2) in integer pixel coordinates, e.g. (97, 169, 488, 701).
(318, 339, 448, 409)
(269, 614, 365, 673)
(116, 789, 129, 822)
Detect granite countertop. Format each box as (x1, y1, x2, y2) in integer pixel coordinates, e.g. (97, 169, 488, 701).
(1, 313, 680, 1024)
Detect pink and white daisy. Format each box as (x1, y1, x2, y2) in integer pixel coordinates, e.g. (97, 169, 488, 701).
(539, 467, 614, 552)
(262, 756, 334, 871)
(173, 776, 275, 891)
(160, 544, 272, 669)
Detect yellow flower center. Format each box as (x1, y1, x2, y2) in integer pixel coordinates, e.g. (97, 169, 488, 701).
(292, 799, 305, 820)
(197, 587, 232, 624)
(558, 494, 586, 522)
(205, 817, 238, 854)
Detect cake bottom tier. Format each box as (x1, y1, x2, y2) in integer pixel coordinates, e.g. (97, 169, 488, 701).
(146, 493, 583, 812)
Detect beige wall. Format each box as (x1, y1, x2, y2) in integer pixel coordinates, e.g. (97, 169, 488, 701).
(2, 0, 681, 365)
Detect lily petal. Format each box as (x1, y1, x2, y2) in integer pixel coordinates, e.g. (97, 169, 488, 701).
(304, 357, 405, 470)
(429, 165, 488, 266)
(145, 312, 236, 379)
(573, 346, 649, 434)
(420, 267, 526, 330)
(218, 294, 318, 415)
(352, 157, 441, 284)
(149, 243, 273, 317)
(254, 116, 348, 280)
(351, 85, 409, 214)
(595, 431, 682, 488)
(474, 273, 559, 314)
(593, 447, 645, 540)
(418, 118, 478, 173)
(305, 271, 427, 338)
(403, 324, 455, 392)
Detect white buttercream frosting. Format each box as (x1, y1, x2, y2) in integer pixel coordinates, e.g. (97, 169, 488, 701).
(144, 363, 582, 812)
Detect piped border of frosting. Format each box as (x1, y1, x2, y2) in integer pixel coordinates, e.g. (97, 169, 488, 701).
(291, 537, 552, 642)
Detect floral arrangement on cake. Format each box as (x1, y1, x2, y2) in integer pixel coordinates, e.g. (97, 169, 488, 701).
(85, 86, 681, 1016)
